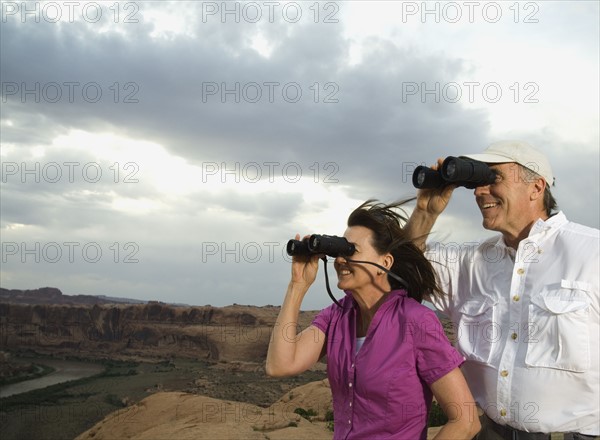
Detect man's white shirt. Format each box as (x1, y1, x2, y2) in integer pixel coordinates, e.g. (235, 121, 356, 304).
(427, 211, 599, 435)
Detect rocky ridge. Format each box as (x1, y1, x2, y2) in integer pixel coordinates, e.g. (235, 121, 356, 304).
(76, 380, 335, 440)
(0, 288, 316, 363)
(1, 287, 446, 439)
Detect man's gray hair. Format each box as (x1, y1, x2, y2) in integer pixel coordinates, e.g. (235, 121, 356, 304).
(519, 164, 558, 216)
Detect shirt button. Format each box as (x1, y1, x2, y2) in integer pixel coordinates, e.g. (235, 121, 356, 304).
(517, 268, 525, 275)
(513, 295, 520, 302)
(500, 409, 507, 417)
(349, 402, 352, 407)
(349, 383, 353, 388)
(348, 420, 352, 424)
(500, 370, 509, 377)
(511, 333, 518, 340)
(351, 363, 355, 368)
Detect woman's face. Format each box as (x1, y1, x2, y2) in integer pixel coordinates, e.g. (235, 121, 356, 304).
(334, 225, 390, 293)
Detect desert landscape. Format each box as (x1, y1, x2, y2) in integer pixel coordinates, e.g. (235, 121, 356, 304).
(0, 288, 449, 439)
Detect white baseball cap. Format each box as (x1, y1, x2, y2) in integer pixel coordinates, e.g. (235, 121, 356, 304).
(461, 140, 554, 186)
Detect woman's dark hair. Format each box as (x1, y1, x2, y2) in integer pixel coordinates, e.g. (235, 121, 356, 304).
(347, 199, 443, 303)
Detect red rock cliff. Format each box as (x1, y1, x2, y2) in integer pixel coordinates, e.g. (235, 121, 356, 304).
(0, 301, 317, 362)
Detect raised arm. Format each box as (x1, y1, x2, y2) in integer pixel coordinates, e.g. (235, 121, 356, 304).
(430, 367, 481, 439)
(405, 158, 456, 251)
(265, 235, 327, 377)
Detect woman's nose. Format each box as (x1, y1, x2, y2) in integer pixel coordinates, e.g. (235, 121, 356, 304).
(335, 255, 347, 265)
(474, 184, 491, 197)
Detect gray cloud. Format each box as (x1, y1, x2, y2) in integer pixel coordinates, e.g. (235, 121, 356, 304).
(1, 2, 598, 308)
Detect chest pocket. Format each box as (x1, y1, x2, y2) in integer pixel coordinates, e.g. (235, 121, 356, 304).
(455, 300, 497, 365)
(525, 280, 591, 372)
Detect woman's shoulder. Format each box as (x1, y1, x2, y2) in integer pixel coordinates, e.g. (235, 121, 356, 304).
(396, 293, 441, 322)
(315, 294, 353, 318)
(394, 296, 451, 346)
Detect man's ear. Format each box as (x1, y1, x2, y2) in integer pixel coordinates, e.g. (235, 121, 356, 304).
(530, 177, 546, 202)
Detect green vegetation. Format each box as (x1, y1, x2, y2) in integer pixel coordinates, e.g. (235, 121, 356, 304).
(293, 407, 318, 420)
(325, 409, 334, 421)
(104, 393, 127, 407)
(428, 401, 449, 427)
(0, 354, 327, 440)
(0, 359, 137, 411)
(0, 363, 56, 386)
(325, 409, 334, 431)
(0, 357, 150, 440)
(321, 402, 446, 433)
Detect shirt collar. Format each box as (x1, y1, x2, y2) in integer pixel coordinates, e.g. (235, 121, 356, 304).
(527, 210, 567, 238)
(494, 211, 568, 251)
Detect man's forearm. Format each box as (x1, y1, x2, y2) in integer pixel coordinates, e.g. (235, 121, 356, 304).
(405, 207, 439, 251)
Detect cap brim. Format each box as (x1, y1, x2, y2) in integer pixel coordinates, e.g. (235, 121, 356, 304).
(459, 153, 515, 164)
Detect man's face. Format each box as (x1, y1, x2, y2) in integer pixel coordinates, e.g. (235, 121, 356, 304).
(473, 162, 538, 236)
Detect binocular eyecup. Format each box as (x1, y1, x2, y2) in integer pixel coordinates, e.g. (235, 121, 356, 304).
(286, 234, 356, 258)
(412, 156, 497, 189)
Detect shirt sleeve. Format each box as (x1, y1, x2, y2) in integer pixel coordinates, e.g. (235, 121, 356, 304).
(311, 302, 335, 335)
(425, 242, 454, 316)
(426, 240, 479, 317)
(413, 308, 464, 385)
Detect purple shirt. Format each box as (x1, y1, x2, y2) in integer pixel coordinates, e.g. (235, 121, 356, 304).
(312, 289, 464, 440)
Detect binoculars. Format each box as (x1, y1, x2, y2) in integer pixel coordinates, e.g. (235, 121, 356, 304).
(412, 156, 497, 189)
(286, 234, 356, 258)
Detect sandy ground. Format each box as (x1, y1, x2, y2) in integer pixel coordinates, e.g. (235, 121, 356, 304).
(76, 380, 448, 440)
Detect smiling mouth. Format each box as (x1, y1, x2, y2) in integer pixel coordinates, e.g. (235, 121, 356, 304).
(338, 268, 352, 276)
(481, 202, 499, 209)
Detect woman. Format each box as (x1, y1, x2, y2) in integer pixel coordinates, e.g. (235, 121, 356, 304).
(266, 200, 480, 439)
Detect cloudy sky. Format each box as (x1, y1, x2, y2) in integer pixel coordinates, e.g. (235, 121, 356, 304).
(1, 1, 598, 310)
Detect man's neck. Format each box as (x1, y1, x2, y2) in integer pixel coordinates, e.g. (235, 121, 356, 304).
(503, 212, 549, 250)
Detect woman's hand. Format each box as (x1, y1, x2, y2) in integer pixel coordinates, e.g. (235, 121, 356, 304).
(265, 234, 327, 377)
(290, 234, 321, 290)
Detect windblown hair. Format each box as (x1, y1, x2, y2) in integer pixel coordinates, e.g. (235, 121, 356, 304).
(347, 199, 443, 303)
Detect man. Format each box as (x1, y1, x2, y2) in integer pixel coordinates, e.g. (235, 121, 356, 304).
(406, 140, 599, 439)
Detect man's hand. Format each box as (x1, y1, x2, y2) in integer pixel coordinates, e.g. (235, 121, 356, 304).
(406, 158, 456, 250)
(414, 158, 456, 216)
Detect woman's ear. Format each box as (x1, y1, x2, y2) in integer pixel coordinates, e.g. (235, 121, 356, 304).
(383, 253, 394, 270)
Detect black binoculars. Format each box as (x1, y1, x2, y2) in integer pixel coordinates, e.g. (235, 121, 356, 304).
(412, 156, 497, 189)
(286, 234, 356, 258)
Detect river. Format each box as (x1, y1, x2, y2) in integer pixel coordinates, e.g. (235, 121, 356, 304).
(0, 358, 105, 398)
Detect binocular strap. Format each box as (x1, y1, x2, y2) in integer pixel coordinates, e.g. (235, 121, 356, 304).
(320, 257, 409, 308)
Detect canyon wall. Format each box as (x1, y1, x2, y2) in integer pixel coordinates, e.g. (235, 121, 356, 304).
(0, 288, 318, 362)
